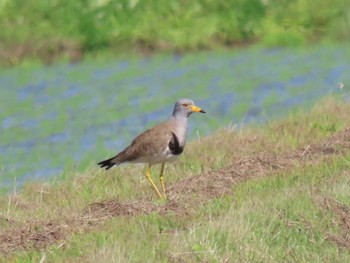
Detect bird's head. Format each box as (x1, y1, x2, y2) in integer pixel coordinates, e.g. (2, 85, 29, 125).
(173, 98, 206, 118)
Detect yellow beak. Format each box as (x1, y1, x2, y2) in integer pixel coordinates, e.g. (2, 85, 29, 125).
(190, 105, 206, 113)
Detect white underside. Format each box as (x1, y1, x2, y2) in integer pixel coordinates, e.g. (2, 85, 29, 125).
(131, 147, 179, 165)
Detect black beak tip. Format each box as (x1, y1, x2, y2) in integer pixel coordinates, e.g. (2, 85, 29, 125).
(200, 109, 206, 113)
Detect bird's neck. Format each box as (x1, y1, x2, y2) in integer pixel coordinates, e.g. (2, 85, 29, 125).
(171, 115, 188, 146)
(172, 114, 189, 124)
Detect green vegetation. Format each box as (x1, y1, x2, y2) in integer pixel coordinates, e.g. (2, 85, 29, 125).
(0, 0, 349, 66)
(1, 97, 350, 261)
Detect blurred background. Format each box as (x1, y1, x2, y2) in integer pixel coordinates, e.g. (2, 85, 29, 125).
(0, 0, 350, 192)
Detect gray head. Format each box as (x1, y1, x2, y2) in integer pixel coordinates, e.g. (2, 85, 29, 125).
(172, 98, 206, 118)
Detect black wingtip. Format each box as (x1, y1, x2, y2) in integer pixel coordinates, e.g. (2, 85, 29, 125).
(98, 158, 115, 170)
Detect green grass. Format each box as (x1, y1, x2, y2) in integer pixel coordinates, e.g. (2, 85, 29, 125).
(1, 97, 350, 261)
(0, 0, 350, 66)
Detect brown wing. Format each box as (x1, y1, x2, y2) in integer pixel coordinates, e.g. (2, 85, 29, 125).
(98, 120, 173, 168)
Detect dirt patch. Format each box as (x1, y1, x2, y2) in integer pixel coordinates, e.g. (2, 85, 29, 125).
(2, 128, 350, 255)
(323, 197, 350, 232)
(0, 220, 68, 254)
(85, 197, 190, 218)
(167, 154, 286, 202)
(321, 197, 350, 250)
(86, 200, 156, 217)
(326, 235, 350, 250)
(327, 128, 350, 148)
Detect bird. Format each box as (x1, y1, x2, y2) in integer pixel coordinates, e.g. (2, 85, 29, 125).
(98, 98, 206, 199)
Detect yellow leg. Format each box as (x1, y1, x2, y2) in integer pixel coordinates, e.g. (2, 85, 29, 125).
(145, 165, 162, 198)
(159, 163, 166, 199)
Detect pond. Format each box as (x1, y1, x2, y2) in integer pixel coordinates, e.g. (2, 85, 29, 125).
(1, 45, 349, 192)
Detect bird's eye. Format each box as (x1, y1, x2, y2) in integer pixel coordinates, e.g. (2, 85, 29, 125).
(182, 103, 188, 107)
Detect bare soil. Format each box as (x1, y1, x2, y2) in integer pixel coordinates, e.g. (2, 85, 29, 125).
(1, 128, 350, 255)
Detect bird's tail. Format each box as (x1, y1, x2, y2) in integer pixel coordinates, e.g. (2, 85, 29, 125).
(98, 157, 117, 170)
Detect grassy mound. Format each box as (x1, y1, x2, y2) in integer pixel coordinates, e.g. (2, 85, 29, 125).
(0, 97, 350, 261)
